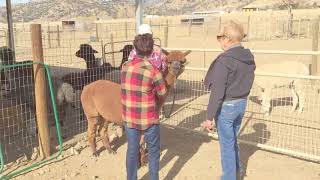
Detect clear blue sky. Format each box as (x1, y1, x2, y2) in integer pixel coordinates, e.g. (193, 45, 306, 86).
(0, 0, 30, 7)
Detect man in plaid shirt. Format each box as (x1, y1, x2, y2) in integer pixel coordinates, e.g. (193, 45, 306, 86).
(121, 56, 166, 129)
(121, 24, 167, 180)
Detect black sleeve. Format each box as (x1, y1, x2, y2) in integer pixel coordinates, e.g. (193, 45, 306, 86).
(206, 60, 229, 121)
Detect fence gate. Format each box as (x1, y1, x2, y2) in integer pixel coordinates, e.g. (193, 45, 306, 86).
(0, 62, 63, 180)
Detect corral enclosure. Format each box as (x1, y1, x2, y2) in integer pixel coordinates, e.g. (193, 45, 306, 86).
(0, 8, 320, 179)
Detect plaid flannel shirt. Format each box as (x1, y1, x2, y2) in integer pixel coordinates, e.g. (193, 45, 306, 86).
(121, 56, 167, 130)
(128, 45, 167, 72)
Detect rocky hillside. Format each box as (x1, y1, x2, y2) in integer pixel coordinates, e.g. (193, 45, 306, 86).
(0, 0, 318, 23)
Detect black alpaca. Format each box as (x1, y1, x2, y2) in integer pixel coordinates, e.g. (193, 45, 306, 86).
(62, 44, 134, 90)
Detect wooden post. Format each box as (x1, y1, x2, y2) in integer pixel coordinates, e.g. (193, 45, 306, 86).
(205, 23, 209, 36)
(110, 33, 115, 66)
(298, 18, 301, 39)
(264, 19, 268, 41)
(5, 30, 9, 47)
(47, 26, 51, 48)
(57, 25, 60, 47)
(188, 19, 192, 36)
(73, 30, 76, 42)
(202, 23, 205, 36)
(124, 22, 128, 40)
(101, 40, 105, 64)
(286, 20, 289, 39)
(307, 20, 311, 38)
(30, 24, 51, 158)
(96, 23, 99, 42)
(287, 6, 293, 38)
(164, 20, 169, 47)
(247, 15, 251, 40)
(311, 16, 320, 76)
(218, 16, 222, 33)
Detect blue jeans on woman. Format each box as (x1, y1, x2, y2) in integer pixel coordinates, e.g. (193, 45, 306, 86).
(125, 124, 160, 180)
(216, 99, 247, 180)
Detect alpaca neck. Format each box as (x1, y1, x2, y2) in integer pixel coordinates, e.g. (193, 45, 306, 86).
(164, 71, 177, 89)
(84, 54, 97, 69)
(156, 71, 177, 108)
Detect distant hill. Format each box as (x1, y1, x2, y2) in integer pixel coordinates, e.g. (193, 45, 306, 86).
(0, 0, 318, 23)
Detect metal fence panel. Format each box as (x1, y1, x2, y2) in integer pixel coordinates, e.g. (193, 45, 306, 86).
(161, 68, 320, 162)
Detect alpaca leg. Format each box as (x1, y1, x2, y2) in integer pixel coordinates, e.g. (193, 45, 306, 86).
(291, 87, 299, 112)
(262, 88, 271, 115)
(97, 117, 103, 137)
(257, 88, 263, 102)
(99, 120, 116, 154)
(139, 134, 145, 147)
(139, 133, 148, 167)
(88, 117, 99, 156)
(296, 89, 305, 113)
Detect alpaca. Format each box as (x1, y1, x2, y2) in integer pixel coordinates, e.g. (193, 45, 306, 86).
(62, 44, 134, 90)
(76, 43, 133, 71)
(80, 50, 191, 157)
(254, 61, 310, 115)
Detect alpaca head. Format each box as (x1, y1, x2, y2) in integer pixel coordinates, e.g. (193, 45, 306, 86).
(76, 44, 99, 69)
(120, 44, 134, 68)
(163, 50, 191, 77)
(120, 44, 134, 60)
(75, 44, 98, 58)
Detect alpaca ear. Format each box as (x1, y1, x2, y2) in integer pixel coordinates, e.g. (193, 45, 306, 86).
(183, 50, 191, 57)
(75, 50, 81, 57)
(161, 48, 170, 56)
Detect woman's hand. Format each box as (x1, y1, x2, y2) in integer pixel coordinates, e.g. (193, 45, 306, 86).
(201, 120, 214, 132)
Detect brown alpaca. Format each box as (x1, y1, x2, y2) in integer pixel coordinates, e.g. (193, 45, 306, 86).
(80, 50, 191, 157)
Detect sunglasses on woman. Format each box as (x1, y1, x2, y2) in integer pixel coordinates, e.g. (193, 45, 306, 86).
(217, 34, 247, 41)
(217, 35, 227, 41)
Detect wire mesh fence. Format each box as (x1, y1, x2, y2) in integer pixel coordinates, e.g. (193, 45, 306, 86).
(161, 67, 320, 162)
(0, 24, 163, 166)
(0, 10, 319, 176)
(0, 59, 64, 180)
(0, 47, 38, 165)
(3, 14, 317, 56)
(0, 30, 7, 47)
(1, 23, 320, 167)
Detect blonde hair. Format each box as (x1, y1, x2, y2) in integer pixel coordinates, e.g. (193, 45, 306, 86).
(221, 20, 245, 42)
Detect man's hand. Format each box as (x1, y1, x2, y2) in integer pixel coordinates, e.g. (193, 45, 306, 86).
(201, 120, 214, 132)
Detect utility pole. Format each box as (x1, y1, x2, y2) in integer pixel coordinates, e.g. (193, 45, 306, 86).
(135, 0, 143, 33)
(6, 0, 15, 52)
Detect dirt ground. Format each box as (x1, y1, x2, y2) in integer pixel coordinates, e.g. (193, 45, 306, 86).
(4, 126, 318, 180)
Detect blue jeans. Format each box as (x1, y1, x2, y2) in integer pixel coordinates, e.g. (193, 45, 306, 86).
(125, 124, 160, 180)
(216, 99, 247, 180)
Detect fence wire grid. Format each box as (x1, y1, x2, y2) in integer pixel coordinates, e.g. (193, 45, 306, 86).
(161, 68, 320, 162)
(0, 11, 319, 175)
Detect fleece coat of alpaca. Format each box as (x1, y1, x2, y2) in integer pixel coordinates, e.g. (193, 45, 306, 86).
(81, 80, 122, 154)
(81, 50, 191, 159)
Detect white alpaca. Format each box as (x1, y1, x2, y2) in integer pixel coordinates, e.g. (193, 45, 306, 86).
(254, 61, 310, 115)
